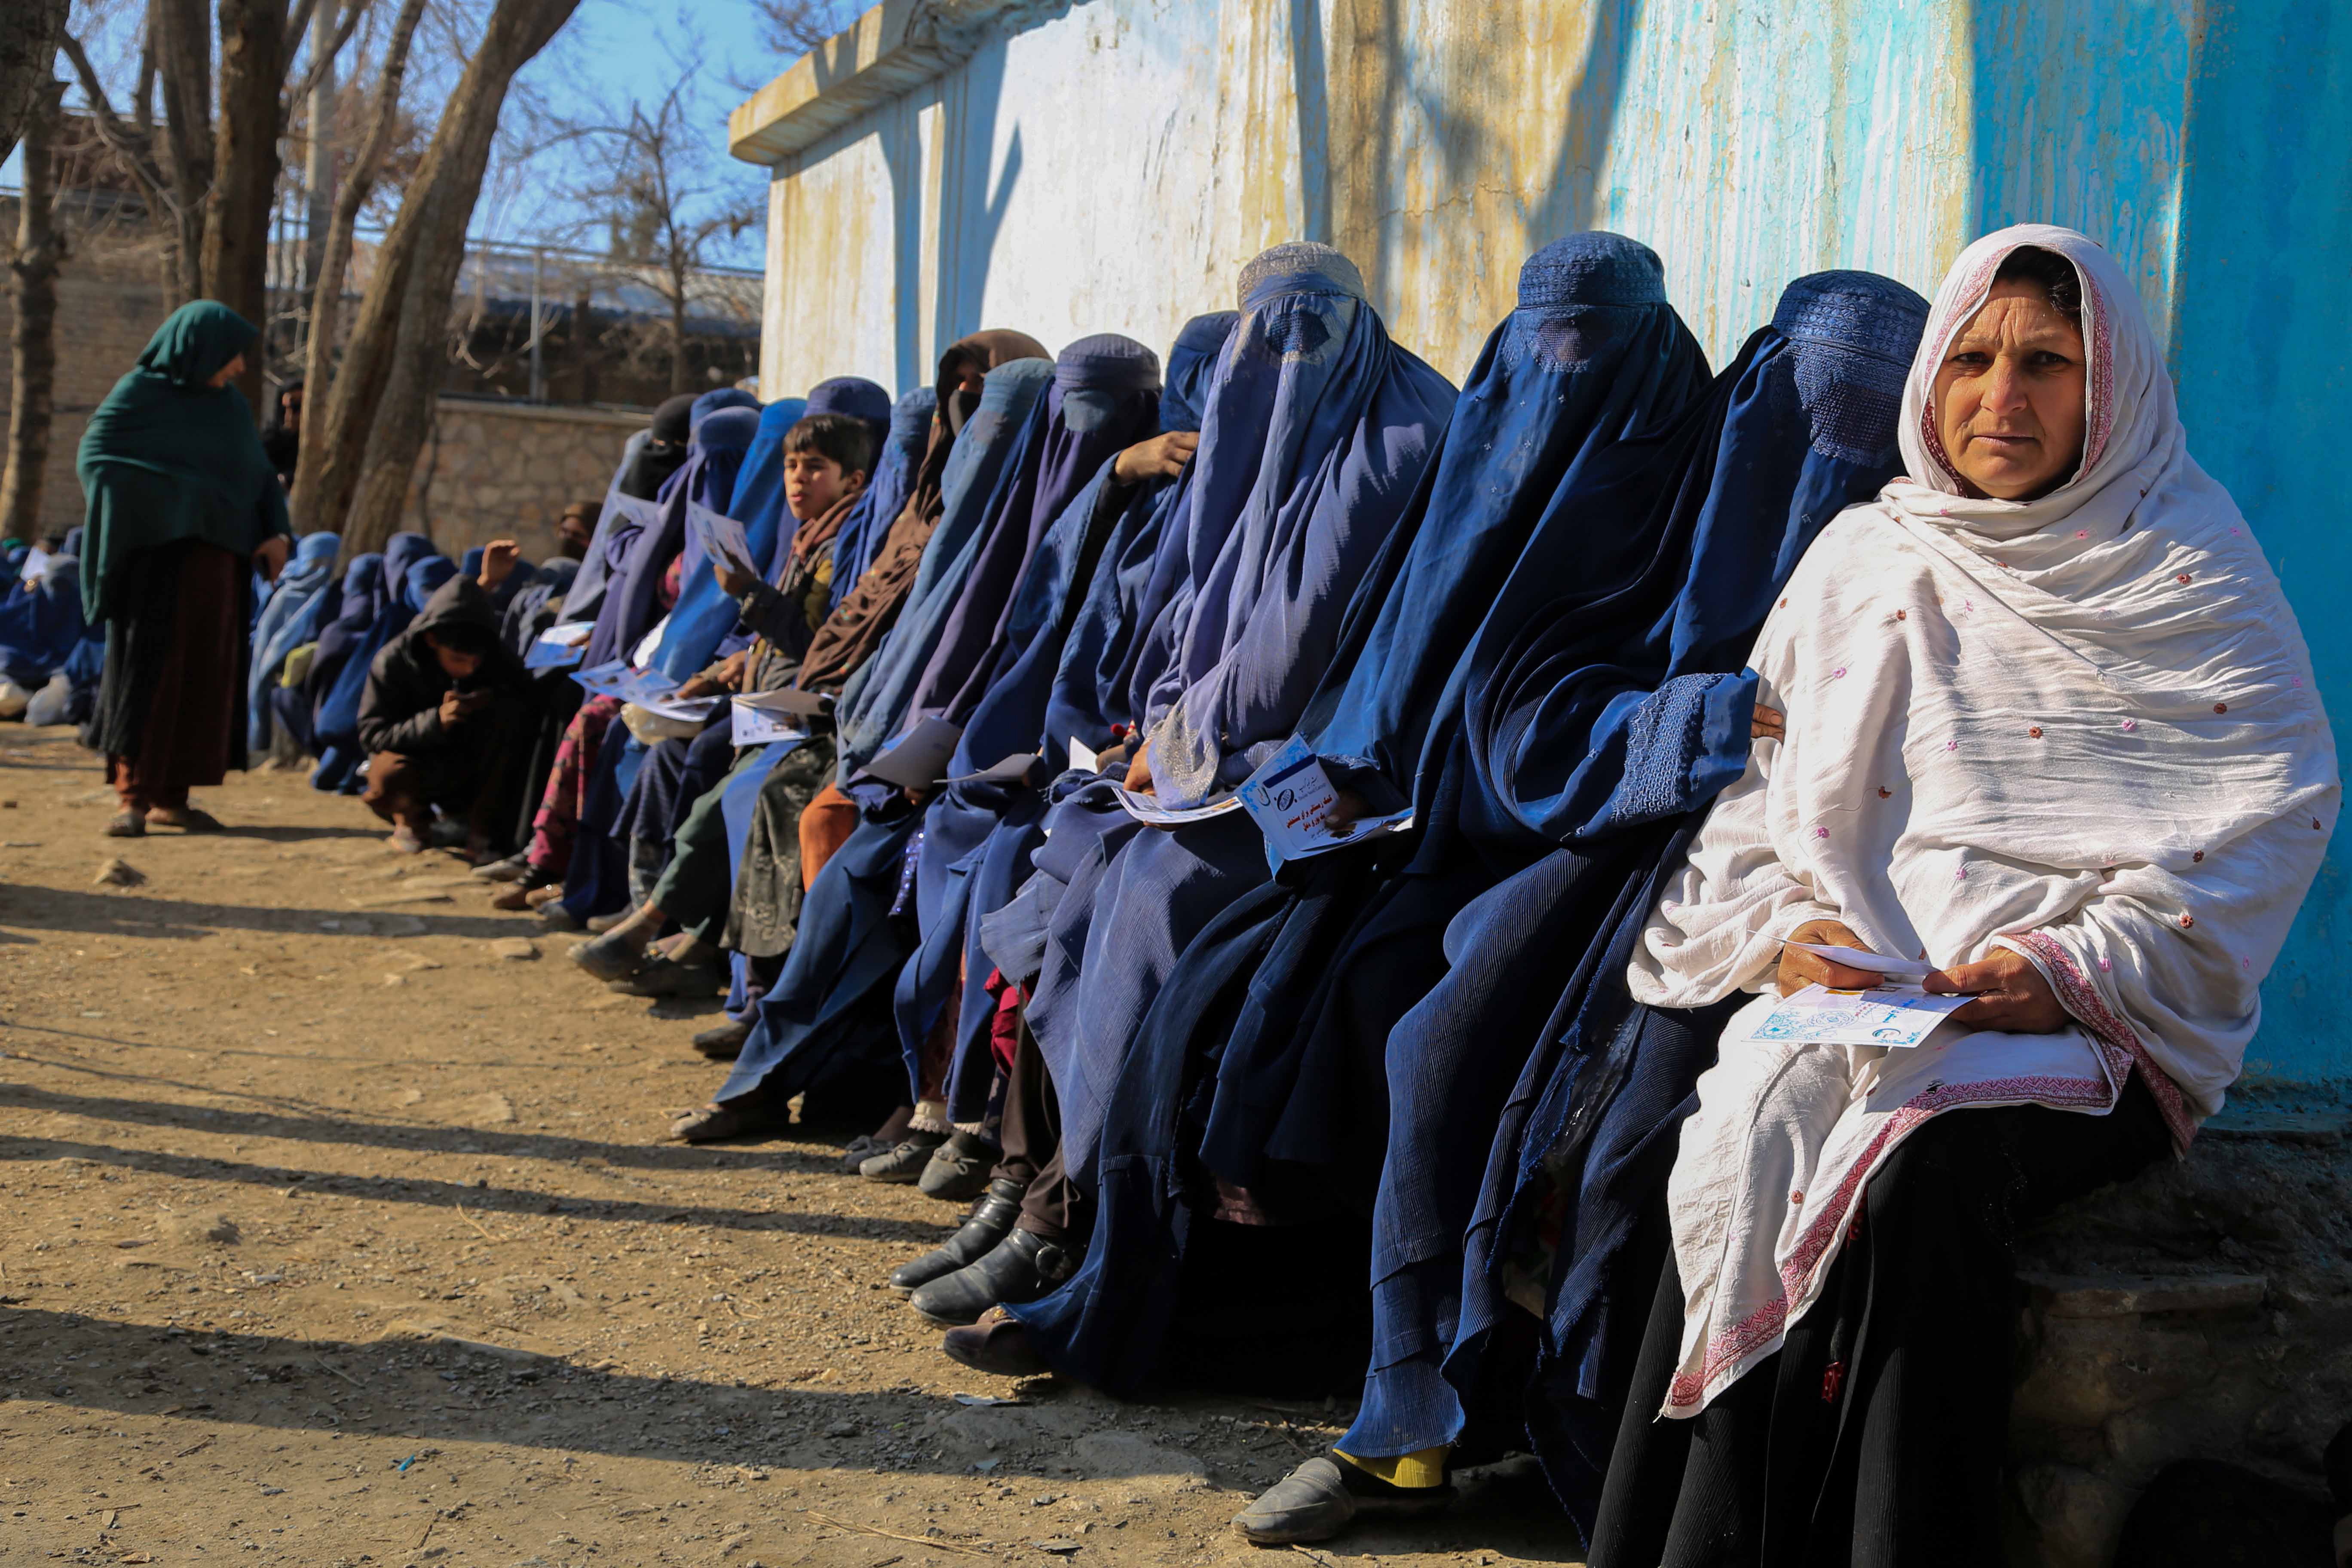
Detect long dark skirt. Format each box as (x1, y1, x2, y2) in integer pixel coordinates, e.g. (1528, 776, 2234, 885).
(93, 539, 249, 805)
(1587, 1076, 2172, 1568)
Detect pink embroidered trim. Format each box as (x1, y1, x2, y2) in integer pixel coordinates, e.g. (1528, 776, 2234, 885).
(1666, 1068, 2115, 1413)
(2079, 266, 2116, 472)
(2003, 930, 2195, 1149)
(1917, 248, 2007, 489)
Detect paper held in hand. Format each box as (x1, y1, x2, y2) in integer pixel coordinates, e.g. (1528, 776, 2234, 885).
(1237, 735, 1413, 861)
(572, 658, 631, 697)
(524, 621, 593, 671)
(687, 501, 759, 579)
(1749, 984, 1970, 1048)
(1784, 942, 1936, 985)
(1113, 787, 1246, 826)
(730, 692, 811, 747)
(864, 716, 965, 790)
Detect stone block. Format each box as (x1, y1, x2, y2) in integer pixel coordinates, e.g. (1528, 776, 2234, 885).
(2022, 1271, 2268, 1319)
(2010, 1463, 2140, 1568)
(2013, 1319, 2215, 1430)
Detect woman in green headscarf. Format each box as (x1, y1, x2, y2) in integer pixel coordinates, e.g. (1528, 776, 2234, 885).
(79, 300, 294, 836)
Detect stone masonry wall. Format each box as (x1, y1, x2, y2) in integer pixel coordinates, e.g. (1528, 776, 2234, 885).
(2005, 1105, 2352, 1565)
(0, 234, 178, 542)
(403, 398, 647, 565)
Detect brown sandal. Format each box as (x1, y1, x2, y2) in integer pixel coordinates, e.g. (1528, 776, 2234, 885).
(145, 805, 225, 833)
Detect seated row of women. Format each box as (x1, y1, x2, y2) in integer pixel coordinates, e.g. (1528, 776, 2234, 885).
(310, 221, 2332, 1561)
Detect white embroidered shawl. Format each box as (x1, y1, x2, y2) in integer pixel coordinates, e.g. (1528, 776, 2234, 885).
(1626, 224, 2339, 1417)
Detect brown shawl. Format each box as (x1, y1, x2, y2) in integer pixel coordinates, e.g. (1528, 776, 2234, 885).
(791, 329, 1050, 693)
(743, 482, 864, 695)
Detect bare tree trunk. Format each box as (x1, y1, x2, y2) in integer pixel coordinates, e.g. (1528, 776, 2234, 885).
(153, 0, 214, 303)
(0, 0, 69, 170)
(300, 0, 339, 310)
(1, 79, 66, 544)
(291, 0, 424, 533)
(309, 0, 581, 553)
(205, 0, 292, 409)
(669, 288, 689, 394)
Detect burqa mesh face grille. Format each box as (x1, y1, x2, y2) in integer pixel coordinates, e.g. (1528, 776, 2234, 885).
(1773, 271, 1931, 464)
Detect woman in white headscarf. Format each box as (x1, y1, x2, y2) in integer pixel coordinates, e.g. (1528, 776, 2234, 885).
(1586, 225, 2337, 1565)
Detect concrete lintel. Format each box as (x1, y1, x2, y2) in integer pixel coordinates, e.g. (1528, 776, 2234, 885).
(727, 0, 1061, 166)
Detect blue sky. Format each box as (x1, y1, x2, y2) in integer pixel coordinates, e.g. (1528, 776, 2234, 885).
(11, 0, 805, 270)
(486, 0, 796, 265)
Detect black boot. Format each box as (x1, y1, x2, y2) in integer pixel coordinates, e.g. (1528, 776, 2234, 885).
(908, 1226, 1078, 1327)
(888, 1176, 1024, 1295)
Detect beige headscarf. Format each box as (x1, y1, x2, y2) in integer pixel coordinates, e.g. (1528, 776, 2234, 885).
(1629, 224, 2338, 1416)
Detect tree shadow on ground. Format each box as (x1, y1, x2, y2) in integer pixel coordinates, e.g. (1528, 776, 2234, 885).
(0, 1308, 1588, 1560)
(0, 885, 525, 942)
(0, 1080, 847, 1176)
(215, 824, 389, 844)
(0, 1128, 946, 1242)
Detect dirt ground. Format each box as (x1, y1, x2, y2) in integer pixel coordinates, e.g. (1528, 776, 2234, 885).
(0, 725, 1585, 1568)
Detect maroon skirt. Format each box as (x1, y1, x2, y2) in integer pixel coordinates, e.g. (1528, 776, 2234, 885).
(93, 539, 248, 799)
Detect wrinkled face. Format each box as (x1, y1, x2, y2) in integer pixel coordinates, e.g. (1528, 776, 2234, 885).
(784, 450, 856, 523)
(425, 633, 484, 680)
(1931, 278, 2088, 501)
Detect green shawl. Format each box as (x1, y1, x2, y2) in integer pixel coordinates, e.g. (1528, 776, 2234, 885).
(77, 301, 291, 621)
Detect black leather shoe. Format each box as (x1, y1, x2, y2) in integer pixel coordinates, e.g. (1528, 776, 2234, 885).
(889, 1176, 1024, 1295)
(909, 1226, 1078, 1326)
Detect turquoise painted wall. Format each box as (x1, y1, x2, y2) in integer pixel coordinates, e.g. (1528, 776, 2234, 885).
(752, 0, 2352, 1078)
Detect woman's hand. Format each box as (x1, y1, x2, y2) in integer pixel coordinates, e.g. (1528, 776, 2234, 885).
(1323, 784, 1372, 834)
(1113, 432, 1200, 487)
(1777, 919, 1883, 994)
(675, 652, 749, 701)
(1123, 741, 1154, 795)
(1752, 704, 1786, 743)
(1923, 949, 2068, 1033)
(253, 535, 292, 582)
(479, 539, 521, 589)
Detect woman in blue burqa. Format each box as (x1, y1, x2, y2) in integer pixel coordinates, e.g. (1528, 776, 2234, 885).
(854, 316, 1235, 1215)
(78, 302, 294, 835)
(1216, 270, 1931, 1546)
(246, 530, 344, 756)
(309, 531, 444, 793)
(666, 333, 1163, 1144)
(892, 242, 1456, 1336)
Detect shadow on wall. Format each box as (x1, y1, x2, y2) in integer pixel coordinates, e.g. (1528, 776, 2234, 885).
(2160, 0, 2352, 1083)
(1302, 0, 1642, 332)
(1969, 0, 2352, 1083)
(933, 41, 1026, 359)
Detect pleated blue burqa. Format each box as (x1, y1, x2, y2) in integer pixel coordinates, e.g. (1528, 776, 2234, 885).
(830, 358, 1057, 778)
(1006, 235, 1711, 1394)
(311, 532, 441, 790)
(1011, 241, 1456, 1234)
(1410, 272, 1929, 1532)
(713, 350, 1060, 1112)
